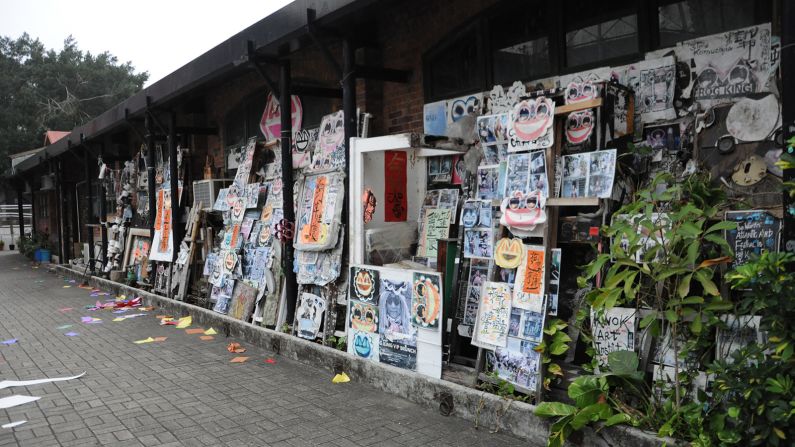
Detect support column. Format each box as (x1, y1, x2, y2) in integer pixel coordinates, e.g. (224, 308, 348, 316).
(98, 145, 108, 269)
(169, 111, 182, 263)
(146, 113, 157, 240)
(55, 159, 65, 263)
(16, 186, 25, 242)
(280, 59, 298, 323)
(84, 146, 95, 271)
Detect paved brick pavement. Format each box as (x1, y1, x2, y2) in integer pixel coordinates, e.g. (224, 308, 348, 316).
(0, 253, 527, 446)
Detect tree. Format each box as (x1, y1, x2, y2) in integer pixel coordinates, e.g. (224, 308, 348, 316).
(0, 33, 148, 170)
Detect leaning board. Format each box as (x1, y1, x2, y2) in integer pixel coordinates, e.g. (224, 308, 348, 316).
(347, 264, 443, 379)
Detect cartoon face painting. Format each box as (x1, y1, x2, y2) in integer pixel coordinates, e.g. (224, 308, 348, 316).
(566, 110, 594, 145)
(511, 97, 554, 142)
(565, 80, 597, 104)
(319, 111, 344, 155)
(350, 301, 378, 333)
(500, 191, 547, 230)
(449, 96, 480, 122)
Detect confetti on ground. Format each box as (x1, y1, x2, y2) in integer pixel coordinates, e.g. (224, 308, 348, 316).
(199, 336, 214, 341)
(139, 306, 155, 312)
(2, 420, 26, 429)
(332, 373, 350, 384)
(57, 324, 73, 330)
(204, 328, 218, 335)
(63, 286, 71, 288)
(153, 337, 167, 342)
(64, 332, 79, 337)
(81, 317, 102, 324)
(185, 328, 205, 335)
(1, 339, 17, 346)
(265, 358, 276, 364)
(230, 357, 249, 363)
(0, 395, 40, 409)
(133, 337, 155, 344)
(226, 342, 245, 353)
(58, 308, 73, 313)
(175, 316, 192, 329)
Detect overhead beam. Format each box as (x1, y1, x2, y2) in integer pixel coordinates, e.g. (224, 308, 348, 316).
(291, 84, 342, 98)
(247, 40, 282, 98)
(306, 9, 343, 79)
(354, 64, 411, 83)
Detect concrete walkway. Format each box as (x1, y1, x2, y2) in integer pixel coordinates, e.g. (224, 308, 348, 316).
(0, 253, 526, 446)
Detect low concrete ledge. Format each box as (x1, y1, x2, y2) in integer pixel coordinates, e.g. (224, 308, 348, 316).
(54, 264, 676, 446)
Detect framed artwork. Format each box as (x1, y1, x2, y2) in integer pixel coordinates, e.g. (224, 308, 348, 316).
(123, 228, 152, 270)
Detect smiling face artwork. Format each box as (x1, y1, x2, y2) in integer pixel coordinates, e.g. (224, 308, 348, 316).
(310, 110, 345, 172)
(566, 110, 595, 145)
(508, 97, 555, 151)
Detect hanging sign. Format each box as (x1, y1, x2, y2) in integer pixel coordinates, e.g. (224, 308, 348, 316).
(259, 92, 303, 141)
(384, 150, 408, 222)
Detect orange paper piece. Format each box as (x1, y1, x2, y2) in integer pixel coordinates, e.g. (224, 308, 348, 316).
(139, 306, 155, 312)
(199, 336, 214, 341)
(230, 356, 249, 363)
(153, 337, 167, 342)
(185, 328, 205, 335)
(226, 342, 246, 353)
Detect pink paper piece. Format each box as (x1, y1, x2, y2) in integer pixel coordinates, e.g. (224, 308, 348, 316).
(80, 317, 92, 323)
(59, 308, 73, 313)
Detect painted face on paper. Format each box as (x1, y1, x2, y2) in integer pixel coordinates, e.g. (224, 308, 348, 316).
(350, 302, 378, 333)
(319, 111, 344, 154)
(566, 110, 594, 145)
(512, 98, 553, 142)
(501, 191, 546, 229)
(565, 81, 597, 104)
(224, 252, 237, 271)
(354, 269, 375, 298)
(353, 332, 373, 357)
(450, 96, 480, 122)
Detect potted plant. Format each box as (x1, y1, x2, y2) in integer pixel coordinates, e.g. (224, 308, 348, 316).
(0, 240, 6, 251)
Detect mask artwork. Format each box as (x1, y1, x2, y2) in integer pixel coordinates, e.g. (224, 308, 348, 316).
(565, 80, 598, 104)
(411, 273, 441, 330)
(349, 300, 379, 333)
(566, 110, 595, 145)
(508, 97, 555, 152)
(494, 237, 524, 269)
(350, 267, 379, 305)
(311, 110, 345, 172)
(348, 328, 380, 360)
(500, 190, 547, 237)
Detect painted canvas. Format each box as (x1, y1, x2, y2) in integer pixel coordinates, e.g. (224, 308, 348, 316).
(228, 281, 257, 322)
(296, 292, 326, 340)
(472, 282, 512, 349)
(411, 272, 442, 330)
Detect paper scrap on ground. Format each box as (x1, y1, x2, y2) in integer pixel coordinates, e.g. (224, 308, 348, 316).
(230, 356, 249, 363)
(200, 336, 214, 341)
(139, 306, 154, 312)
(265, 358, 276, 364)
(175, 316, 192, 329)
(58, 308, 73, 312)
(134, 337, 155, 344)
(226, 342, 246, 353)
(0, 395, 40, 410)
(2, 421, 26, 429)
(57, 325, 72, 330)
(332, 373, 350, 383)
(1, 339, 17, 345)
(63, 285, 71, 288)
(185, 328, 205, 335)
(204, 328, 218, 335)
(64, 332, 78, 337)
(81, 317, 102, 324)
(153, 337, 167, 342)
(0, 372, 85, 390)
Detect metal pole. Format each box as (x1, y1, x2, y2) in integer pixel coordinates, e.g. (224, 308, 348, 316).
(169, 111, 182, 263)
(279, 59, 298, 323)
(16, 186, 24, 243)
(782, 0, 795, 257)
(99, 145, 108, 269)
(84, 146, 95, 271)
(55, 159, 65, 262)
(145, 113, 157, 240)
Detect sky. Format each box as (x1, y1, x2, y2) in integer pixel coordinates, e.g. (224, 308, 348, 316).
(1, 0, 294, 86)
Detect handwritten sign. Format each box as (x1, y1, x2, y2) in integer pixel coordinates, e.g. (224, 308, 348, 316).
(472, 282, 512, 348)
(384, 151, 407, 222)
(725, 210, 780, 268)
(591, 307, 636, 367)
(419, 208, 451, 258)
(513, 245, 545, 312)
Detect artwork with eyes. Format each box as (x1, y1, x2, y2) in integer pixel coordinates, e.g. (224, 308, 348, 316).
(667, 23, 772, 106)
(508, 97, 555, 151)
(615, 56, 677, 122)
(566, 110, 595, 146)
(565, 80, 598, 105)
(446, 93, 482, 124)
(310, 110, 345, 172)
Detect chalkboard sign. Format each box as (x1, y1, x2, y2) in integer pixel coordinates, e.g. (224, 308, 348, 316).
(725, 210, 781, 268)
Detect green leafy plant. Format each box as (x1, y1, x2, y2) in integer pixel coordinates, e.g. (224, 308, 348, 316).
(535, 351, 643, 447)
(326, 335, 347, 351)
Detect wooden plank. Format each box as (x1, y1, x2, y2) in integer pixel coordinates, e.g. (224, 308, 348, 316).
(547, 197, 600, 207)
(554, 98, 603, 115)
